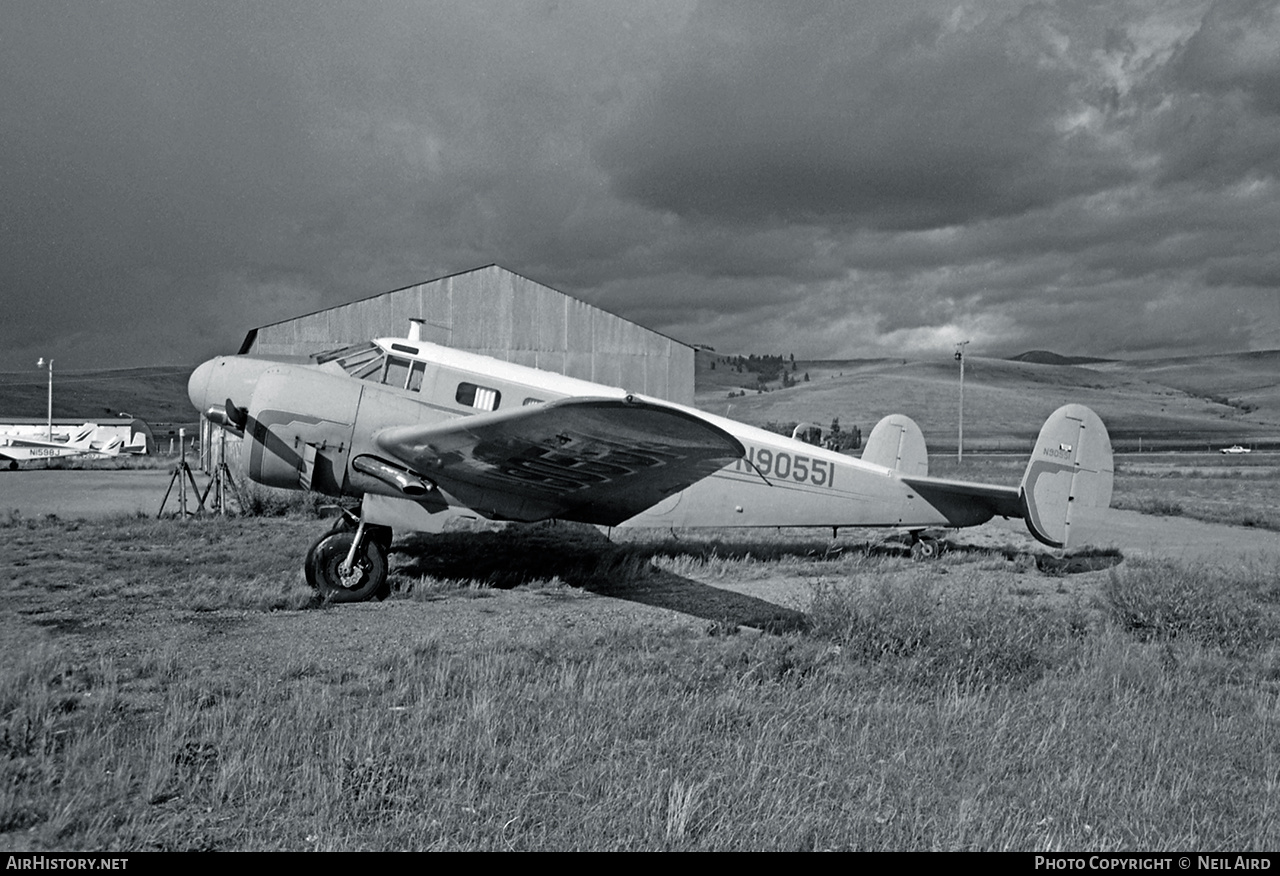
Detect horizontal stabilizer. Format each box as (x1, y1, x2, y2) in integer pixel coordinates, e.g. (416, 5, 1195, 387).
(898, 475, 1022, 529)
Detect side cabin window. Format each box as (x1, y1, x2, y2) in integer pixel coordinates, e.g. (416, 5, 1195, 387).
(382, 357, 412, 389)
(522, 397, 544, 406)
(456, 382, 500, 411)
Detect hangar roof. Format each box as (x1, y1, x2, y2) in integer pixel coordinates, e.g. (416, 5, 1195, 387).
(239, 263, 691, 354)
(235, 264, 694, 405)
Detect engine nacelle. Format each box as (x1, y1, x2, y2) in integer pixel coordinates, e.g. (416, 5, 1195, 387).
(245, 366, 362, 495)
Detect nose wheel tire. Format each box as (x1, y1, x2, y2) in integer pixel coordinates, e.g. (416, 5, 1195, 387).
(305, 530, 389, 603)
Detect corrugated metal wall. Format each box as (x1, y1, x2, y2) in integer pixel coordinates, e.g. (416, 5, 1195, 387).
(245, 265, 694, 404)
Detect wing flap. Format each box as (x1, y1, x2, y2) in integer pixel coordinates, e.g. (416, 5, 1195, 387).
(374, 397, 744, 525)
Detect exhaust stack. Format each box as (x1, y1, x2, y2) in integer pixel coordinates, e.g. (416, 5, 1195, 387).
(351, 455, 435, 497)
(203, 401, 248, 434)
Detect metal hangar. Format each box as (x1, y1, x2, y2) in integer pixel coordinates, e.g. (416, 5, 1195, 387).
(238, 264, 694, 405)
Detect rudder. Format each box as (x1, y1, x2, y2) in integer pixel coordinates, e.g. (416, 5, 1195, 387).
(1020, 404, 1113, 548)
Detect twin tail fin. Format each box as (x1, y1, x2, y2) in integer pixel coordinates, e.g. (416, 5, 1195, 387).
(1019, 404, 1114, 548)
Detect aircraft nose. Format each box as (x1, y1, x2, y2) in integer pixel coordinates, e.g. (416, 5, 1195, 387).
(187, 355, 276, 418)
(188, 359, 217, 414)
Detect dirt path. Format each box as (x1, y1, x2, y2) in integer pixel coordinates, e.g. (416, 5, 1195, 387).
(965, 508, 1279, 566)
(2, 469, 176, 520)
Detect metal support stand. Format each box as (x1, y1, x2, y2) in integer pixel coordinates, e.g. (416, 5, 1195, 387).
(158, 459, 206, 518)
(199, 460, 243, 515)
(159, 425, 242, 519)
(198, 430, 243, 515)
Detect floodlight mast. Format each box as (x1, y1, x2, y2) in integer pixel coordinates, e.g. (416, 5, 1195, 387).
(36, 357, 53, 442)
(954, 341, 969, 463)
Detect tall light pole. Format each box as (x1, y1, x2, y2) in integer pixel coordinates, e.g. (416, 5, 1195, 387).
(36, 357, 53, 441)
(954, 341, 969, 463)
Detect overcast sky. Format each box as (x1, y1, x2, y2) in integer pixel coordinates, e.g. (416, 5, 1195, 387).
(3, 0, 1278, 371)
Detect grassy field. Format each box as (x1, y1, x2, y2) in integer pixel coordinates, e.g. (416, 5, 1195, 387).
(2, 508, 1278, 850)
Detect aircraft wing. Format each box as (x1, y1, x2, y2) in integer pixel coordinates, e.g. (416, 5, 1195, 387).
(373, 396, 745, 526)
(898, 475, 1023, 528)
(0, 435, 64, 449)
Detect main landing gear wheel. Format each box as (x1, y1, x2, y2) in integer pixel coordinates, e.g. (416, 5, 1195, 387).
(305, 529, 389, 603)
(909, 536, 941, 561)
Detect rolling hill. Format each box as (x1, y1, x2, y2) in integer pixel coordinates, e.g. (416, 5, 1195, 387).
(696, 349, 1280, 451)
(0, 365, 196, 427)
(1, 349, 1276, 452)
(1085, 350, 1280, 423)
(1006, 350, 1113, 366)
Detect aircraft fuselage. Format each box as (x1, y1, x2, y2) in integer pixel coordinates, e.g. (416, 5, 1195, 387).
(188, 338, 964, 533)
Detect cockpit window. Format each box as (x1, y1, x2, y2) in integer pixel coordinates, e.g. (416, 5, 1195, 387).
(317, 342, 385, 381)
(383, 357, 411, 389)
(354, 361, 382, 380)
(407, 361, 426, 392)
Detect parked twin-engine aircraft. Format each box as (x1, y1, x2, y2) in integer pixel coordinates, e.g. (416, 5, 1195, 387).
(0, 423, 124, 470)
(188, 328, 1114, 602)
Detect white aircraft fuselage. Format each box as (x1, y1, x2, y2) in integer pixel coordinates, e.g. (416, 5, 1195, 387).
(188, 333, 1114, 601)
(190, 335, 1109, 543)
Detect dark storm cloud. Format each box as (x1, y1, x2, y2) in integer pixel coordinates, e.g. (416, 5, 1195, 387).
(0, 0, 620, 367)
(1, 2, 352, 364)
(1, 1, 1277, 372)
(595, 1, 1134, 229)
(1171, 0, 1280, 113)
(585, 0, 1280, 359)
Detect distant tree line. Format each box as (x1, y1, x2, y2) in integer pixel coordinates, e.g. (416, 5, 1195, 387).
(760, 417, 862, 452)
(714, 349, 859, 450)
(713, 352, 798, 380)
(715, 352, 808, 393)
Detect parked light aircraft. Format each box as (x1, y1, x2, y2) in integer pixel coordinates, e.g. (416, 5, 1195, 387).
(117, 432, 149, 455)
(187, 327, 1114, 602)
(0, 423, 124, 469)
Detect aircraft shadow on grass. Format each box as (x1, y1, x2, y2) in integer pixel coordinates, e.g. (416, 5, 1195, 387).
(386, 524, 1122, 634)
